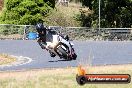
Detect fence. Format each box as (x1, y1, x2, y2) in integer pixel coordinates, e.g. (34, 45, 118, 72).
(0, 24, 36, 40)
(0, 24, 132, 41)
(62, 27, 132, 41)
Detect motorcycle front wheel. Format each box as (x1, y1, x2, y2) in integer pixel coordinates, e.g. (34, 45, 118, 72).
(57, 46, 68, 59)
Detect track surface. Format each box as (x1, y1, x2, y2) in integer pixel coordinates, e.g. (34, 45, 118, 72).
(0, 40, 132, 71)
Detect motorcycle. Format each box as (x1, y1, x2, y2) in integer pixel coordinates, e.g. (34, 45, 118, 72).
(40, 27, 77, 60)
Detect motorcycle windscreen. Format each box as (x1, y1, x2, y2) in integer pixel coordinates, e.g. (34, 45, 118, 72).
(46, 30, 57, 42)
(46, 31, 53, 42)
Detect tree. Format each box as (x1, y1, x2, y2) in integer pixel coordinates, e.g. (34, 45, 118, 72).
(82, 0, 92, 10)
(79, 0, 132, 28)
(0, 0, 55, 25)
(99, 0, 132, 28)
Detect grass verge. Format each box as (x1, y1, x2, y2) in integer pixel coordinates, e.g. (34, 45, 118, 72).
(0, 64, 132, 88)
(0, 53, 16, 65)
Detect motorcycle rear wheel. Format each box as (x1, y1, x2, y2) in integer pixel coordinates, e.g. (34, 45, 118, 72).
(72, 53, 77, 60)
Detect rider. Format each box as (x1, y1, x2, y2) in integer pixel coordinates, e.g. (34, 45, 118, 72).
(36, 23, 70, 57)
(36, 23, 47, 49)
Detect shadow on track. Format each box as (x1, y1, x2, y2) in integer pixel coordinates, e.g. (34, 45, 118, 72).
(48, 59, 71, 62)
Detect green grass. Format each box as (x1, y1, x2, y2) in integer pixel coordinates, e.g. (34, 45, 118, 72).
(0, 65, 132, 88)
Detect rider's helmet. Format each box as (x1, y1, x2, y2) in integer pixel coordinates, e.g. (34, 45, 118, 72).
(36, 23, 45, 32)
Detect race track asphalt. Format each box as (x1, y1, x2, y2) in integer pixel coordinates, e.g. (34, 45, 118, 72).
(0, 40, 132, 71)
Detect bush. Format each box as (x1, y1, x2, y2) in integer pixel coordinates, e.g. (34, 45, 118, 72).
(74, 8, 93, 27)
(0, 0, 55, 25)
(45, 6, 80, 27)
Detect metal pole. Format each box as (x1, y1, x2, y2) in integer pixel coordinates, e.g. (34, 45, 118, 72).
(23, 26, 26, 40)
(99, 0, 101, 30)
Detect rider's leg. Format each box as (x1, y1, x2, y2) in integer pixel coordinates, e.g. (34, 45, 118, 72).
(37, 39, 45, 49)
(37, 38, 47, 49)
(54, 45, 60, 56)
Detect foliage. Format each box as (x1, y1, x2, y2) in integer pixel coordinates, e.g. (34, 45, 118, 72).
(82, 0, 92, 9)
(70, 0, 82, 3)
(45, 6, 80, 27)
(0, 0, 55, 25)
(76, 0, 132, 28)
(98, 0, 132, 28)
(0, 25, 24, 35)
(74, 10, 92, 27)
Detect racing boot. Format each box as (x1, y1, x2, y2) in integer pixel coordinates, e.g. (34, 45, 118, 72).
(49, 51, 56, 57)
(39, 42, 48, 50)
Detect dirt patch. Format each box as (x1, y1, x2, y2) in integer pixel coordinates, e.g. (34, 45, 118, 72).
(0, 0, 3, 10)
(0, 34, 23, 40)
(0, 54, 16, 65)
